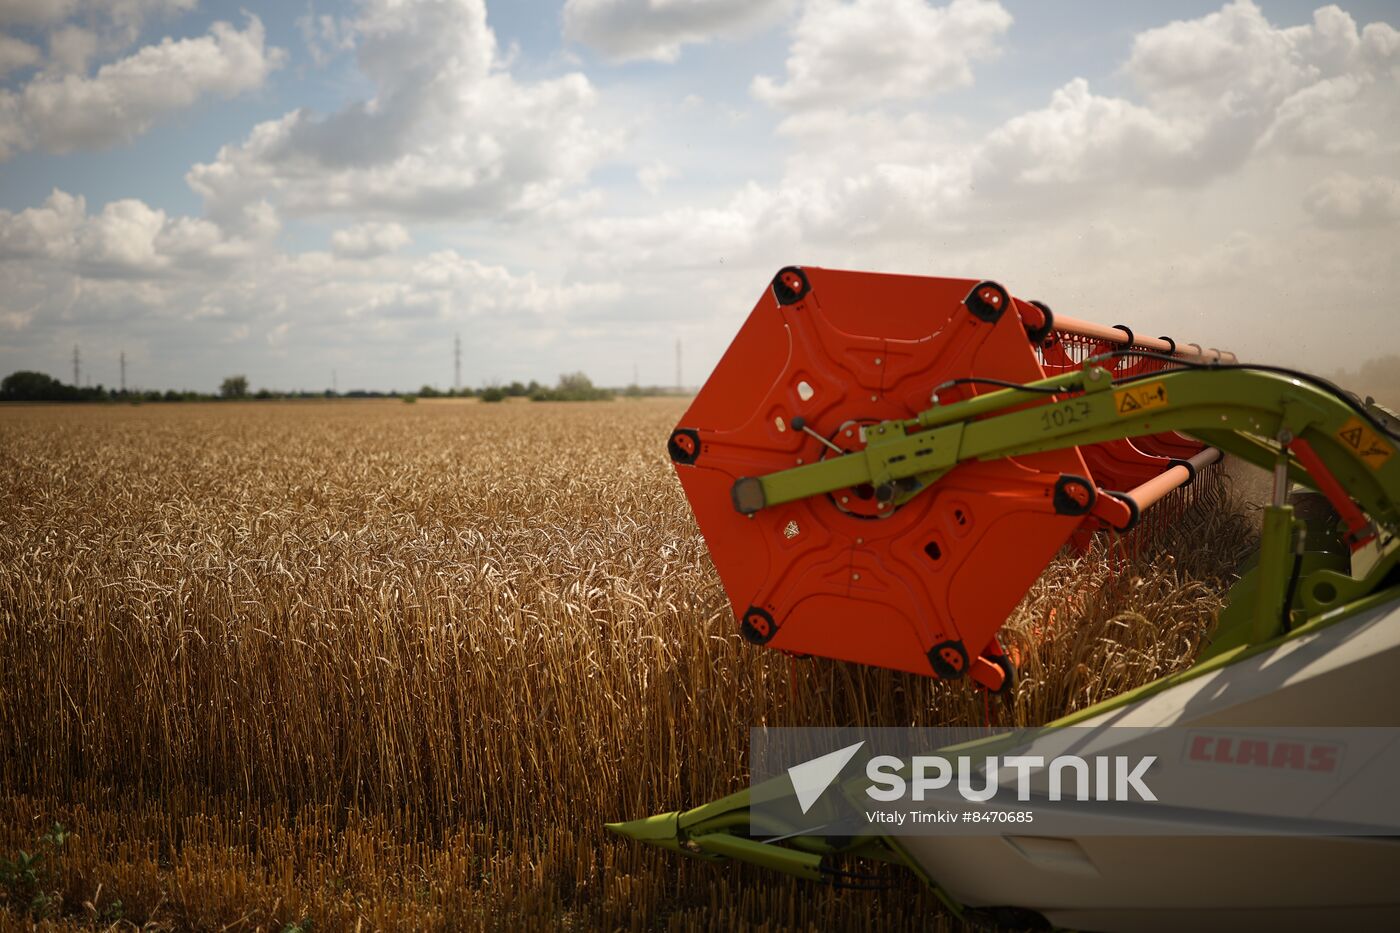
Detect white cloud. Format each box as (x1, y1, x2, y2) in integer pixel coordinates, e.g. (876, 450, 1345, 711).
(187, 0, 613, 223)
(99, 0, 197, 34)
(752, 0, 1011, 111)
(0, 188, 275, 276)
(0, 34, 40, 75)
(1262, 73, 1360, 153)
(1126, 1, 1309, 111)
(1303, 173, 1400, 227)
(574, 188, 767, 271)
(555, 2, 1400, 377)
(563, 0, 794, 63)
(46, 24, 99, 74)
(78, 198, 167, 271)
(297, 9, 355, 67)
(967, 2, 1400, 198)
(0, 187, 624, 389)
(0, 0, 78, 26)
(0, 188, 88, 260)
(1125, 1, 1400, 161)
(0, 15, 285, 161)
(823, 0, 1400, 211)
(636, 161, 676, 195)
(973, 78, 1189, 191)
(330, 221, 411, 258)
(1, 1, 195, 56)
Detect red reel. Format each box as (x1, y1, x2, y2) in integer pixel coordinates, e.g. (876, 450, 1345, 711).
(670, 267, 1099, 686)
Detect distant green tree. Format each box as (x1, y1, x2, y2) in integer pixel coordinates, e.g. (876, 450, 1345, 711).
(2, 371, 68, 400)
(558, 372, 594, 396)
(0, 371, 106, 401)
(220, 376, 249, 399)
(480, 386, 506, 402)
(531, 371, 614, 402)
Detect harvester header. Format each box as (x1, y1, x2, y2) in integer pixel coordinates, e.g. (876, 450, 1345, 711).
(667, 266, 1393, 692)
(623, 264, 1400, 929)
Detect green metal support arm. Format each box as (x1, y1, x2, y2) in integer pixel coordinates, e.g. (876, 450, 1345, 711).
(736, 366, 1400, 541)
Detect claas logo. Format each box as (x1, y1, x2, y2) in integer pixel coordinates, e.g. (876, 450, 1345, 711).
(1186, 733, 1340, 773)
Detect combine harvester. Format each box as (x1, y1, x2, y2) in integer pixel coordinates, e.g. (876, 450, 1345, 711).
(611, 267, 1400, 930)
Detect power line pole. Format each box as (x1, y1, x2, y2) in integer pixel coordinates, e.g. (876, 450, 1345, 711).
(72, 345, 80, 387)
(119, 351, 126, 394)
(454, 332, 461, 393)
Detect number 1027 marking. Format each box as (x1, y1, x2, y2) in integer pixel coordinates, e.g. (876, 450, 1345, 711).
(1039, 400, 1092, 431)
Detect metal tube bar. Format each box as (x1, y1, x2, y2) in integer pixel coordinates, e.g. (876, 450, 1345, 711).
(1053, 314, 1239, 363)
(1119, 447, 1223, 513)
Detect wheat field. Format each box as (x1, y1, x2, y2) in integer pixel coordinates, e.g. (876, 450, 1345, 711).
(0, 399, 1254, 930)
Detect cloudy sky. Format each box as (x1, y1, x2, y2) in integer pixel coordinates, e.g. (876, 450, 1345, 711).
(0, 0, 1397, 393)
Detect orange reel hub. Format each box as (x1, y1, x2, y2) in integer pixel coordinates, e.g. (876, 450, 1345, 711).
(669, 267, 1104, 689)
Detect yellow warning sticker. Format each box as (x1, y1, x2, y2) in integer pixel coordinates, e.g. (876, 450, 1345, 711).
(1335, 417, 1394, 471)
(1114, 381, 1169, 416)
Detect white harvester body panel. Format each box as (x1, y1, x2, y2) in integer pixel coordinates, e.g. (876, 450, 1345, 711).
(898, 595, 1400, 931)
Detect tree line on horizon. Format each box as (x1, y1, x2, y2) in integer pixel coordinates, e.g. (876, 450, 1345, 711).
(0, 370, 683, 404)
